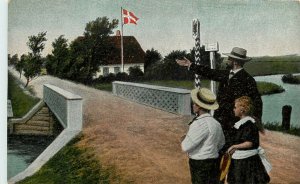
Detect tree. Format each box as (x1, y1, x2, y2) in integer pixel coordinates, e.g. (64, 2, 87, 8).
(9, 54, 19, 66)
(8, 54, 11, 64)
(68, 17, 118, 84)
(144, 50, 191, 80)
(129, 66, 143, 80)
(190, 45, 222, 69)
(23, 32, 47, 87)
(144, 48, 162, 71)
(15, 54, 26, 78)
(46, 35, 69, 77)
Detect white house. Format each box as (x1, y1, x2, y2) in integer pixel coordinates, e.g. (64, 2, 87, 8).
(96, 34, 145, 77)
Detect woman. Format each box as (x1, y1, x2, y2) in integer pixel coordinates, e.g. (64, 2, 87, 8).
(226, 96, 271, 184)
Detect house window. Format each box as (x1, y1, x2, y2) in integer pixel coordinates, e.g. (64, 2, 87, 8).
(103, 67, 109, 76)
(114, 67, 120, 74)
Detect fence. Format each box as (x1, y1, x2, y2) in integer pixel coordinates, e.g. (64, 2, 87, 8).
(112, 81, 191, 115)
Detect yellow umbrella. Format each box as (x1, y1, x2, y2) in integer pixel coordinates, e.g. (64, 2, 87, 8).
(219, 153, 231, 181)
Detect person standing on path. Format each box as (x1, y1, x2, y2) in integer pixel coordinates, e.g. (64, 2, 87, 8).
(181, 88, 225, 184)
(226, 96, 271, 183)
(176, 47, 263, 149)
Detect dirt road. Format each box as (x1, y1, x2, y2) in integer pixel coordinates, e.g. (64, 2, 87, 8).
(9, 69, 300, 183)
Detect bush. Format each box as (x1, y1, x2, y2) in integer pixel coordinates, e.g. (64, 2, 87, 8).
(282, 74, 300, 84)
(129, 66, 143, 80)
(115, 72, 129, 81)
(96, 73, 116, 83)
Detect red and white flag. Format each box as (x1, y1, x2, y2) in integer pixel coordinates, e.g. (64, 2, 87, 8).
(123, 9, 139, 25)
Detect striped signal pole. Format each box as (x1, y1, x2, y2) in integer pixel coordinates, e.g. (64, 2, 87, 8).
(205, 42, 219, 96)
(192, 19, 201, 89)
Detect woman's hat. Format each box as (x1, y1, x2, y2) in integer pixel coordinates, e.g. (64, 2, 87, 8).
(191, 88, 219, 110)
(223, 47, 252, 61)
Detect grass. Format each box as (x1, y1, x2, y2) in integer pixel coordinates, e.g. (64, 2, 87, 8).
(256, 81, 284, 95)
(264, 122, 300, 137)
(91, 83, 113, 92)
(142, 80, 210, 89)
(244, 60, 300, 76)
(17, 135, 132, 184)
(8, 72, 40, 118)
(92, 79, 283, 96)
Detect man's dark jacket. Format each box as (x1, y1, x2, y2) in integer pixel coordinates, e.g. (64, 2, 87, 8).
(189, 63, 263, 131)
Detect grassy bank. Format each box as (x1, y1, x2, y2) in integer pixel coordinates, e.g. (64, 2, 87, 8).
(92, 80, 284, 96)
(264, 123, 300, 137)
(17, 135, 132, 184)
(282, 74, 300, 84)
(256, 81, 284, 95)
(8, 72, 39, 118)
(244, 55, 300, 76)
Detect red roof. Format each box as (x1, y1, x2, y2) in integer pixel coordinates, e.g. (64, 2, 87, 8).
(73, 35, 145, 65)
(106, 36, 145, 65)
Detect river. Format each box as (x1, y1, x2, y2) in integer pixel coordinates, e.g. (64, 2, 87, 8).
(7, 135, 56, 179)
(255, 74, 300, 128)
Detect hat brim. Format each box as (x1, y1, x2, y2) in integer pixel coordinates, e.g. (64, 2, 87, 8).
(191, 89, 219, 110)
(223, 53, 252, 61)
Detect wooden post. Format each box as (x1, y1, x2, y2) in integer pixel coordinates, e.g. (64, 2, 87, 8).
(282, 105, 292, 130)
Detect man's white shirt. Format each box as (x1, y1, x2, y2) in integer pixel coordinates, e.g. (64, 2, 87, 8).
(181, 113, 225, 160)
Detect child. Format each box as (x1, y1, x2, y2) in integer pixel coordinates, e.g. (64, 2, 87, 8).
(226, 96, 271, 184)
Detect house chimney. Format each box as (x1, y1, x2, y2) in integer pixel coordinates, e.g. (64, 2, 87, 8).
(116, 30, 121, 36)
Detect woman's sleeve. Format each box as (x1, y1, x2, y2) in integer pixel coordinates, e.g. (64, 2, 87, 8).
(240, 122, 259, 146)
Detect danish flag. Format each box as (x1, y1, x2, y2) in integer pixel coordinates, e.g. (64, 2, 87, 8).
(123, 9, 139, 25)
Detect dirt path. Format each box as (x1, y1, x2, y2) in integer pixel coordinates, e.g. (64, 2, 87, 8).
(9, 69, 300, 183)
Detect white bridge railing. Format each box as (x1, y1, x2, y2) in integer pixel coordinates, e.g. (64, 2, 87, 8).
(112, 81, 191, 115)
(43, 84, 83, 130)
(9, 84, 83, 184)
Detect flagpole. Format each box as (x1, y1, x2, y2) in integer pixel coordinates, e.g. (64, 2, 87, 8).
(121, 7, 124, 72)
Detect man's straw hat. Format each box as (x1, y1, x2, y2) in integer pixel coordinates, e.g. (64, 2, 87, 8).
(191, 88, 219, 110)
(223, 47, 252, 61)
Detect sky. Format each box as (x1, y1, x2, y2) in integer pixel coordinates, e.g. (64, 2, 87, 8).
(8, 0, 300, 58)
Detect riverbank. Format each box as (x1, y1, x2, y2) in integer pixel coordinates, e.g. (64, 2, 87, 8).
(8, 72, 39, 118)
(282, 74, 300, 84)
(17, 135, 132, 184)
(255, 74, 300, 128)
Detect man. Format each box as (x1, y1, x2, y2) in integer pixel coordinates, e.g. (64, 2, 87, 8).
(182, 87, 225, 184)
(177, 47, 263, 146)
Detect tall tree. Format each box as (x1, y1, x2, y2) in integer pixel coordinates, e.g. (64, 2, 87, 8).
(144, 48, 162, 71)
(23, 32, 47, 87)
(79, 17, 118, 83)
(15, 54, 26, 78)
(9, 54, 19, 66)
(46, 35, 69, 77)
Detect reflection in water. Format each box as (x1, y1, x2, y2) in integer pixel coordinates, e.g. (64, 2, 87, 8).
(255, 74, 300, 127)
(7, 135, 56, 179)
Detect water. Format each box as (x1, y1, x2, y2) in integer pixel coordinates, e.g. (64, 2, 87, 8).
(254, 74, 300, 128)
(7, 135, 56, 179)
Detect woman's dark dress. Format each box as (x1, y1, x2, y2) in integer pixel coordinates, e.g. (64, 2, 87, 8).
(227, 121, 270, 184)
